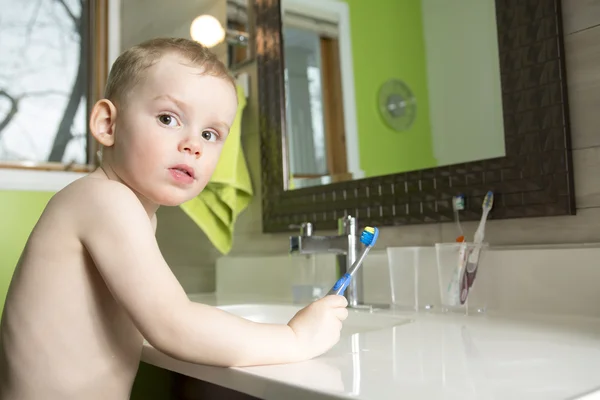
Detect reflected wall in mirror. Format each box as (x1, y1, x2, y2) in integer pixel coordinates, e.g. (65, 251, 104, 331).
(281, 0, 506, 190)
(255, 0, 575, 232)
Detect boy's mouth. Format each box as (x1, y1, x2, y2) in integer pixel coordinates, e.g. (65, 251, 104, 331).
(169, 164, 195, 179)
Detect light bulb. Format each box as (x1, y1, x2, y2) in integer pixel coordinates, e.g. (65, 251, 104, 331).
(190, 15, 225, 48)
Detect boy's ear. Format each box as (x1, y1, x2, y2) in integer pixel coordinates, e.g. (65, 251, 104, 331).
(90, 99, 118, 147)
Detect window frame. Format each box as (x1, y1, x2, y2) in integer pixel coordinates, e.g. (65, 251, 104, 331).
(0, 0, 113, 192)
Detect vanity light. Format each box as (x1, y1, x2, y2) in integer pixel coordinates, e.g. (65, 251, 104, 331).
(190, 14, 226, 48)
(190, 14, 250, 48)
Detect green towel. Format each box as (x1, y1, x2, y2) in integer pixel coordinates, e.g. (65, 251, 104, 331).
(179, 84, 252, 254)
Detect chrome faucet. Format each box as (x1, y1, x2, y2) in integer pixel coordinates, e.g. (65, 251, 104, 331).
(289, 216, 363, 307)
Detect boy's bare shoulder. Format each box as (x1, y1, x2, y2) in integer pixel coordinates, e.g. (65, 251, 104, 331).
(65, 173, 136, 197)
(49, 174, 145, 220)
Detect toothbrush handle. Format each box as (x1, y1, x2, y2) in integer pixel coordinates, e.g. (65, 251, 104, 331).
(326, 246, 372, 296)
(347, 246, 372, 277)
(327, 273, 351, 296)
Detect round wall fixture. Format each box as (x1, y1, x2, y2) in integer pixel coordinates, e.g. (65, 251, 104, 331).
(378, 79, 417, 132)
(190, 15, 225, 48)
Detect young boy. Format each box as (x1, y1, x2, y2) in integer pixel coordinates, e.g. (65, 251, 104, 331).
(0, 38, 348, 400)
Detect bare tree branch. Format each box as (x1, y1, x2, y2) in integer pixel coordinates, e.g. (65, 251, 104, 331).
(0, 89, 20, 136)
(48, 0, 87, 162)
(53, 0, 79, 30)
(48, 73, 84, 162)
(24, 0, 44, 50)
(0, 87, 69, 141)
(16, 122, 42, 157)
(21, 89, 70, 98)
(1, 0, 86, 163)
(44, 3, 70, 37)
(0, 1, 44, 89)
(0, 140, 23, 161)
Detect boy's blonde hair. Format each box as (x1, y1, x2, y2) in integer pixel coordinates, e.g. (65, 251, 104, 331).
(104, 37, 235, 107)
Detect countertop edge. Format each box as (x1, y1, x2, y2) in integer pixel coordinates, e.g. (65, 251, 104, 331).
(140, 344, 345, 400)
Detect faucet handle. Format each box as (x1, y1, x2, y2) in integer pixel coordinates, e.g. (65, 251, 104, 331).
(338, 215, 357, 235)
(289, 222, 313, 236)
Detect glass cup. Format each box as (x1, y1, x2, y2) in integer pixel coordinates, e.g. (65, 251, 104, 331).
(435, 242, 489, 315)
(386, 246, 439, 312)
(386, 247, 419, 311)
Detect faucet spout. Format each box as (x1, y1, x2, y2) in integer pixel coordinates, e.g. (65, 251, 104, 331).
(289, 216, 364, 308)
(289, 235, 351, 254)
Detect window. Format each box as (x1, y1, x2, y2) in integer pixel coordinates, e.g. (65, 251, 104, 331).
(0, 0, 108, 174)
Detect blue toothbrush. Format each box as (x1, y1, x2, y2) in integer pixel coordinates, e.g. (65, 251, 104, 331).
(327, 227, 380, 296)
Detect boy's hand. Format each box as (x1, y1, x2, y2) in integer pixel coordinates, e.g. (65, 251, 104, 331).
(287, 295, 349, 360)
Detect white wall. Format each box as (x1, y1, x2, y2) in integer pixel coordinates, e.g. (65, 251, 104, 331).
(120, 0, 228, 64)
(421, 0, 506, 166)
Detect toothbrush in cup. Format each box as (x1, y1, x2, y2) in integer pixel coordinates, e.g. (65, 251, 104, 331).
(449, 194, 467, 305)
(453, 194, 465, 243)
(446, 194, 468, 305)
(327, 227, 379, 296)
(460, 191, 494, 304)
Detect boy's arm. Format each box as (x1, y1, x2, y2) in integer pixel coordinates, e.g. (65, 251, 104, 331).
(78, 181, 311, 367)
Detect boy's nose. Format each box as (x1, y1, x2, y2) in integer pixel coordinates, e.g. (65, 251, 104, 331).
(179, 137, 202, 158)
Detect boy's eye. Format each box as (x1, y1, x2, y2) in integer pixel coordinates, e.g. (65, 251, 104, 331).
(202, 130, 218, 142)
(158, 114, 178, 127)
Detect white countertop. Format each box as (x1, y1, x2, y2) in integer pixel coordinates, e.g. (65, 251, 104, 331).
(141, 293, 600, 400)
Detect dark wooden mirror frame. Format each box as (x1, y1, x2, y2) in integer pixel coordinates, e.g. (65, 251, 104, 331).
(254, 0, 575, 233)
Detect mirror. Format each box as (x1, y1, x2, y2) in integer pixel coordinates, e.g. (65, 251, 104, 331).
(255, 0, 575, 232)
(281, 0, 506, 190)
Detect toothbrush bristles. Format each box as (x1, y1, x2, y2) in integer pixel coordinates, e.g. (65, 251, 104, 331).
(482, 191, 494, 209)
(360, 227, 379, 246)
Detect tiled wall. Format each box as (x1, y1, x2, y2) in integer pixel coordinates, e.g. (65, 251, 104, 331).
(157, 1, 600, 293)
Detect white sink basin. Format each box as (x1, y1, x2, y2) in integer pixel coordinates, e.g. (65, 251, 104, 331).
(218, 304, 412, 335)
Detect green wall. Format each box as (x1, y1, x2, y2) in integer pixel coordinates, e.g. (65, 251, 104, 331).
(0, 191, 53, 316)
(343, 0, 436, 177)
